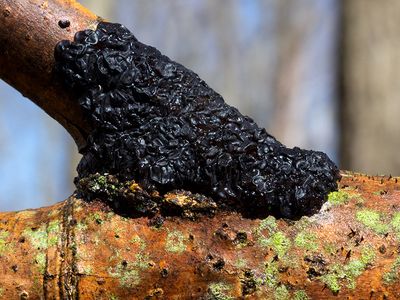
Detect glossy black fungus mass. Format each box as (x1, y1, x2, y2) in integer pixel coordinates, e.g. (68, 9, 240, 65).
(55, 22, 340, 218)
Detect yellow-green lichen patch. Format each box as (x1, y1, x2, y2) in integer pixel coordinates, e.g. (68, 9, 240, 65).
(328, 191, 350, 205)
(383, 256, 400, 284)
(234, 258, 247, 269)
(264, 260, 279, 288)
(47, 220, 60, 247)
(165, 230, 187, 253)
(321, 271, 341, 294)
(294, 231, 318, 251)
(108, 250, 152, 288)
(259, 231, 291, 258)
(76, 221, 88, 232)
(134, 253, 151, 269)
(256, 216, 290, 258)
(90, 212, 104, 225)
(0, 230, 11, 256)
(391, 212, 400, 238)
(130, 235, 146, 251)
(35, 252, 46, 274)
(320, 246, 376, 293)
(208, 282, 234, 300)
(293, 290, 310, 300)
(274, 284, 289, 300)
(23, 226, 47, 249)
(82, 265, 93, 275)
(256, 216, 277, 234)
(108, 261, 141, 288)
(0, 287, 3, 297)
(356, 209, 389, 235)
(324, 243, 337, 256)
(108, 294, 119, 300)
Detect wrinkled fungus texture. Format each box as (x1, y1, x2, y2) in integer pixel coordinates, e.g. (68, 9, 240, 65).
(55, 22, 340, 218)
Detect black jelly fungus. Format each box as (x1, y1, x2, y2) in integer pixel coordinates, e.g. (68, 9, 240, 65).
(54, 22, 340, 219)
(58, 19, 70, 29)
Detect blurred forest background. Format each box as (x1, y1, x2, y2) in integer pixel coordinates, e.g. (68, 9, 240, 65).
(0, 0, 398, 211)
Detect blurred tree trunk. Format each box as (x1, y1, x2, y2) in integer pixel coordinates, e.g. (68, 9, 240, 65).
(341, 1, 400, 174)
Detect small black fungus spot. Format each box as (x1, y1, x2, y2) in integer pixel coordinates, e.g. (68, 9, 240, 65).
(378, 245, 386, 254)
(55, 22, 340, 219)
(121, 260, 128, 267)
(148, 215, 164, 228)
(11, 264, 18, 272)
(235, 231, 247, 244)
(58, 19, 70, 29)
(241, 270, 257, 295)
(160, 268, 168, 278)
(3, 8, 10, 17)
(18, 236, 25, 243)
(212, 258, 225, 271)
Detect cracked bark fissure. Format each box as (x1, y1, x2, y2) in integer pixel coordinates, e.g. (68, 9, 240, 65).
(0, 1, 399, 299)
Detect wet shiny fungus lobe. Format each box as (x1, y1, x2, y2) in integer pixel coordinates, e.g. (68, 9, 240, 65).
(54, 22, 340, 219)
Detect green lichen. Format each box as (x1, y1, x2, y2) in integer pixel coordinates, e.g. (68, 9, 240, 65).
(134, 253, 151, 269)
(360, 246, 376, 265)
(47, 220, 60, 247)
(328, 191, 350, 205)
(108, 295, 119, 300)
(257, 216, 277, 233)
(256, 217, 290, 258)
(208, 282, 234, 300)
(165, 230, 186, 253)
(108, 262, 141, 288)
(76, 221, 88, 232)
(356, 209, 389, 235)
(391, 212, 400, 237)
(264, 260, 279, 288)
(234, 258, 247, 269)
(0, 287, 3, 297)
(259, 231, 290, 258)
(274, 285, 289, 300)
(119, 268, 140, 288)
(294, 217, 311, 231)
(35, 252, 46, 274)
(23, 226, 47, 249)
(320, 246, 375, 292)
(383, 256, 400, 284)
(321, 272, 341, 294)
(323, 243, 337, 256)
(294, 232, 318, 251)
(0, 230, 10, 256)
(91, 213, 104, 225)
(293, 290, 309, 300)
(82, 265, 93, 275)
(130, 236, 146, 251)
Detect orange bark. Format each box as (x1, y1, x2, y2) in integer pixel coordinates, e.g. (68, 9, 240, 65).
(0, 173, 400, 299)
(0, 1, 399, 299)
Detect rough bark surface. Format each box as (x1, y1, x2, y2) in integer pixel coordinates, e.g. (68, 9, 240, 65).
(0, 1, 399, 299)
(0, 173, 399, 299)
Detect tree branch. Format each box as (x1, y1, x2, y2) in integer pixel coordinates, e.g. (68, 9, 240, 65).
(0, 1, 399, 299)
(0, 0, 98, 149)
(0, 173, 399, 298)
